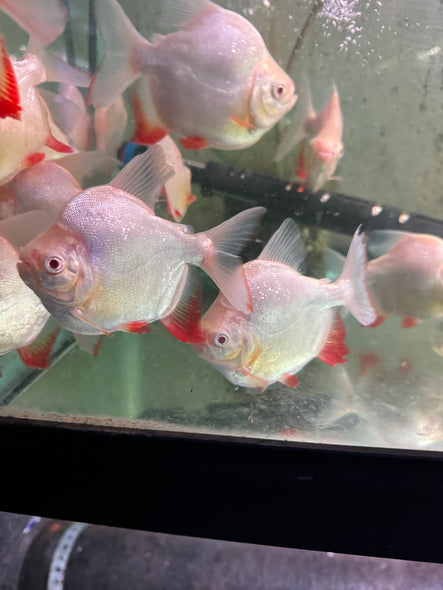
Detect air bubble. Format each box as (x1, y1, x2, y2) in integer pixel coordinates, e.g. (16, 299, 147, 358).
(371, 206, 383, 216)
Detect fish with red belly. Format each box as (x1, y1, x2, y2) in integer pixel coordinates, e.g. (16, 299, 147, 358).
(89, 0, 296, 150)
(193, 219, 376, 391)
(18, 144, 266, 341)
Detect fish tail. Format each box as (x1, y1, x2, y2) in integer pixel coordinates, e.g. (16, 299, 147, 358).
(200, 207, 266, 313)
(88, 0, 150, 108)
(339, 227, 377, 326)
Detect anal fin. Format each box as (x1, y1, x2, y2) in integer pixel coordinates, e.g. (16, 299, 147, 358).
(278, 373, 299, 389)
(18, 319, 60, 369)
(317, 312, 349, 366)
(160, 269, 203, 343)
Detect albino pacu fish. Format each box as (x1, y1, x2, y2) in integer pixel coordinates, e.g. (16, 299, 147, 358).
(366, 230, 443, 328)
(89, 0, 296, 150)
(18, 145, 266, 341)
(193, 219, 376, 391)
(0, 50, 74, 185)
(275, 82, 343, 193)
(0, 160, 81, 221)
(0, 232, 55, 367)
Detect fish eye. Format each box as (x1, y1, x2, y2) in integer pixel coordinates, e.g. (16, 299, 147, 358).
(44, 255, 65, 274)
(272, 82, 287, 100)
(214, 332, 230, 348)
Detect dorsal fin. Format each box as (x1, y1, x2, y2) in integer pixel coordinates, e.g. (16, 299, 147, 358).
(367, 230, 412, 259)
(159, 0, 211, 31)
(109, 144, 174, 208)
(317, 312, 349, 366)
(258, 218, 305, 272)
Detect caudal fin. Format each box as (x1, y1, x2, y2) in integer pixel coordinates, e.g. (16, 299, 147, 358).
(88, 0, 148, 108)
(340, 227, 377, 326)
(201, 207, 266, 314)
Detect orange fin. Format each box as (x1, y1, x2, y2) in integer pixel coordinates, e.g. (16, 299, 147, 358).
(161, 273, 203, 343)
(278, 373, 299, 389)
(45, 132, 74, 154)
(24, 152, 45, 167)
(295, 143, 307, 181)
(73, 333, 103, 358)
(402, 317, 418, 328)
(18, 321, 60, 369)
(358, 351, 382, 377)
(317, 312, 349, 366)
(363, 314, 387, 328)
(240, 367, 269, 392)
(71, 307, 114, 337)
(231, 115, 255, 131)
(0, 36, 21, 120)
(179, 136, 209, 150)
(120, 321, 152, 334)
(131, 91, 169, 144)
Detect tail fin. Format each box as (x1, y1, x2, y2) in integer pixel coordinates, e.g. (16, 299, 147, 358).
(340, 227, 377, 326)
(88, 0, 148, 108)
(200, 207, 266, 313)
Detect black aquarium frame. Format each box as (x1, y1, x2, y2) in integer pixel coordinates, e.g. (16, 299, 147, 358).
(1, 415, 443, 564)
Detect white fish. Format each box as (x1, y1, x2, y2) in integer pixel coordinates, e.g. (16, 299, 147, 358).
(0, 52, 74, 186)
(366, 230, 443, 327)
(276, 81, 343, 193)
(18, 145, 266, 340)
(89, 0, 296, 150)
(193, 219, 375, 391)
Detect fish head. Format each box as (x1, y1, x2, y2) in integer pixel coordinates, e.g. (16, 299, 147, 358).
(17, 222, 94, 308)
(193, 295, 260, 371)
(249, 58, 296, 130)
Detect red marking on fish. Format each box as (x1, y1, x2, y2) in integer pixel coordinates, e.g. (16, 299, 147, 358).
(161, 290, 204, 343)
(0, 36, 21, 120)
(45, 133, 74, 154)
(179, 136, 209, 150)
(18, 325, 60, 369)
(121, 321, 152, 334)
(24, 152, 45, 167)
(358, 351, 381, 377)
(317, 313, 348, 366)
(131, 92, 168, 144)
(402, 317, 418, 328)
(279, 374, 299, 388)
(231, 115, 256, 131)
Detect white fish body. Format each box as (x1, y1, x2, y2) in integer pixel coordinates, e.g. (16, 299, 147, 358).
(0, 234, 49, 356)
(367, 230, 443, 325)
(194, 220, 375, 390)
(90, 0, 296, 150)
(276, 81, 343, 192)
(18, 145, 265, 338)
(0, 161, 81, 221)
(0, 53, 74, 186)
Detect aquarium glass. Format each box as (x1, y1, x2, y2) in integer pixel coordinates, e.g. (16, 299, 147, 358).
(1, 0, 442, 451)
